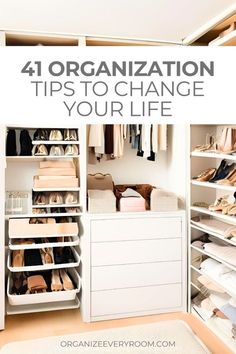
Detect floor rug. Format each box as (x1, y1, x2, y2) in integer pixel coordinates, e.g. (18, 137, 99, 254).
(0, 320, 211, 354)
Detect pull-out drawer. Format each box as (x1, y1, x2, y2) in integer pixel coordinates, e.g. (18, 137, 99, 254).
(91, 238, 181, 266)
(92, 261, 182, 291)
(91, 217, 182, 242)
(91, 283, 182, 317)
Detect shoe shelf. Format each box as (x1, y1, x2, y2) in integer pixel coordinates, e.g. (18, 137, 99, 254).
(191, 223, 236, 247)
(190, 281, 202, 293)
(7, 297, 80, 315)
(191, 180, 236, 192)
(33, 187, 80, 192)
(209, 29, 236, 46)
(6, 156, 80, 162)
(6, 212, 82, 219)
(32, 203, 81, 208)
(8, 247, 80, 272)
(9, 236, 80, 250)
(32, 140, 80, 145)
(7, 268, 81, 306)
(190, 244, 236, 273)
(191, 206, 236, 225)
(191, 151, 236, 162)
(190, 264, 236, 299)
(9, 232, 79, 240)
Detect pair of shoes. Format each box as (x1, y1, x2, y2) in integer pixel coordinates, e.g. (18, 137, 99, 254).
(194, 134, 216, 152)
(64, 129, 78, 141)
(53, 247, 75, 264)
(209, 160, 235, 183)
(208, 196, 230, 212)
(193, 168, 216, 182)
(29, 217, 56, 224)
(217, 168, 236, 186)
(49, 145, 79, 156)
(12, 273, 27, 295)
(51, 269, 74, 291)
(40, 248, 54, 264)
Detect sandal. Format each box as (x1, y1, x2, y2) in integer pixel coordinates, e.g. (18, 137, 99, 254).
(194, 135, 216, 152)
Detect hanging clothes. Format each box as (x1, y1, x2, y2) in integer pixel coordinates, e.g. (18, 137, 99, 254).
(158, 124, 167, 151)
(104, 125, 114, 155)
(141, 124, 152, 158)
(113, 124, 126, 158)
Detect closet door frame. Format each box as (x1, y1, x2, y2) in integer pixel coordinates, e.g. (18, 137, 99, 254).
(0, 125, 6, 330)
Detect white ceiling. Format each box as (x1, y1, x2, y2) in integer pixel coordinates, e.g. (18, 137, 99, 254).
(0, 0, 235, 42)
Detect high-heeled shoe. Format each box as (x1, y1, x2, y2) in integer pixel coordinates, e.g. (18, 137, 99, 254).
(209, 160, 235, 183)
(51, 269, 63, 291)
(59, 269, 74, 290)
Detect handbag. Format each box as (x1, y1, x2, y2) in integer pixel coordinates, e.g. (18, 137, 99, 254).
(65, 144, 79, 156)
(218, 127, 236, 153)
(32, 144, 48, 156)
(49, 129, 63, 141)
(48, 192, 64, 205)
(64, 129, 78, 141)
(64, 192, 78, 204)
(87, 173, 114, 190)
(49, 145, 64, 156)
(33, 129, 49, 141)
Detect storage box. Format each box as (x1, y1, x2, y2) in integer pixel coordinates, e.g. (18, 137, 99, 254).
(88, 190, 116, 213)
(40, 160, 75, 169)
(7, 268, 81, 305)
(150, 189, 178, 212)
(33, 176, 78, 188)
(9, 218, 79, 238)
(119, 196, 146, 212)
(37, 168, 76, 176)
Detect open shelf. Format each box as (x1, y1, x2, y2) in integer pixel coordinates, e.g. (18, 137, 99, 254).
(191, 180, 236, 192)
(33, 187, 80, 192)
(6, 156, 80, 162)
(9, 236, 80, 250)
(8, 247, 80, 272)
(7, 297, 80, 315)
(190, 265, 236, 299)
(32, 140, 80, 145)
(191, 223, 236, 247)
(191, 205, 236, 225)
(191, 151, 236, 161)
(191, 244, 236, 273)
(6, 212, 82, 219)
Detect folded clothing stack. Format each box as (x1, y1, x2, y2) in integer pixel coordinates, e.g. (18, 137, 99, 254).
(33, 160, 79, 188)
(119, 188, 146, 212)
(88, 190, 116, 213)
(150, 188, 178, 212)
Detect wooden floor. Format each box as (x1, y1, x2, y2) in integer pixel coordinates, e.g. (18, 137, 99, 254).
(0, 311, 233, 353)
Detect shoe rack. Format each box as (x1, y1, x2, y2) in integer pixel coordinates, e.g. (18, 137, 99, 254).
(4, 125, 87, 318)
(189, 124, 236, 352)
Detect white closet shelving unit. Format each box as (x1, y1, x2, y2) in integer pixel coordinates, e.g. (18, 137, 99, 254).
(4, 125, 87, 317)
(189, 124, 236, 353)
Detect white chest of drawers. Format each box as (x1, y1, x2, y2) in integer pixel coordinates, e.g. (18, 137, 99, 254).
(81, 211, 186, 322)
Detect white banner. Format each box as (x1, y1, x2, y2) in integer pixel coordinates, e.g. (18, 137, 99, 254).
(0, 46, 235, 125)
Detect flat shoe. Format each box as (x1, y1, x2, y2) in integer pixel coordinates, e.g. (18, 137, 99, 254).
(51, 270, 63, 291)
(60, 269, 74, 290)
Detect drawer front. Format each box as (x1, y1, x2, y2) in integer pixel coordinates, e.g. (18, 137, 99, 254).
(91, 238, 181, 266)
(91, 261, 182, 291)
(91, 283, 182, 317)
(91, 217, 182, 242)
